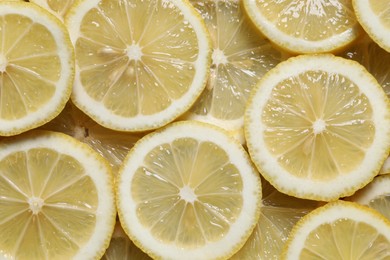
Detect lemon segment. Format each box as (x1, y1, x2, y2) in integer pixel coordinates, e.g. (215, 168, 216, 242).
(282, 201, 390, 259)
(30, 0, 75, 20)
(342, 36, 390, 98)
(184, 0, 285, 141)
(0, 2, 74, 136)
(243, 0, 362, 54)
(0, 131, 116, 259)
(353, 0, 390, 52)
(66, 0, 211, 132)
(245, 54, 390, 201)
(350, 175, 390, 220)
(117, 121, 261, 259)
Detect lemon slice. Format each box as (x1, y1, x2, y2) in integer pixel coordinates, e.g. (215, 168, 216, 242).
(102, 220, 151, 260)
(243, 0, 362, 54)
(231, 180, 318, 259)
(350, 175, 390, 220)
(66, 0, 211, 132)
(30, 0, 75, 20)
(0, 131, 116, 259)
(183, 0, 285, 142)
(245, 54, 390, 201)
(116, 121, 262, 259)
(342, 35, 390, 98)
(0, 1, 74, 136)
(353, 0, 390, 53)
(282, 200, 390, 259)
(40, 101, 143, 174)
(380, 156, 390, 175)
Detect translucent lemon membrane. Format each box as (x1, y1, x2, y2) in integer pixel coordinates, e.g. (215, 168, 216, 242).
(263, 70, 374, 180)
(188, 0, 283, 122)
(132, 138, 243, 248)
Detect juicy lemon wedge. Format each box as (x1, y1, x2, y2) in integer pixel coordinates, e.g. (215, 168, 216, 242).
(117, 121, 261, 259)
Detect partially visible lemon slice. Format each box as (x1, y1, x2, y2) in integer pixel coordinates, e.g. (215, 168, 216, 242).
(342, 35, 390, 98)
(245, 54, 390, 201)
(40, 101, 143, 174)
(243, 0, 362, 54)
(0, 1, 74, 136)
(0, 131, 116, 259)
(117, 121, 261, 259)
(102, 220, 151, 260)
(183, 0, 285, 142)
(231, 179, 318, 259)
(350, 174, 390, 220)
(66, 0, 211, 132)
(282, 200, 390, 259)
(353, 0, 390, 53)
(30, 0, 75, 20)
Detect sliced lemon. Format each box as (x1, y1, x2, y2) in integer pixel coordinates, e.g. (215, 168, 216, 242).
(353, 0, 390, 53)
(0, 130, 116, 259)
(282, 200, 390, 259)
(182, 0, 285, 142)
(40, 101, 143, 174)
(243, 0, 362, 54)
(245, 54, 390, 201)
(380, 156, 390, 175)
(30, 0, 75, 20)
(102, 220, 151, 260)
(342, 35, 390, 98)
(0, 1, 74, 136)
(349, 174, 390, 220)
(66, 0, 211, 132)
(116, 121, 262, 259)
(231, 179, 318, 259)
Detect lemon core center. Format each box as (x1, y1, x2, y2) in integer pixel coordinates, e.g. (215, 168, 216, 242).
(313, 119, 326, 134)
(212, 48, 227, 66)
(28, 197, 44, 215)
(0, 53, 7, 72)
(179, 185, 197, 203)
(126, 43, 143, 61)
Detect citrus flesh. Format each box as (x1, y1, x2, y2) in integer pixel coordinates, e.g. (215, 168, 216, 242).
(243, 0, 362, 54)
(0, 1, 74, 136)
(66, 0, 211, 132)
(30, 0, 75, 19)
(245, 54, 390, 201)
(282, 200, 390, 259)
(342, 35, 390, 98)
(117, 121, 261, 259)
(185, 0, 285, 142)
(0, 131, 116, 259)
(353, 0, 390, 52)
(350, 174, 390, 220)
(40, 101, 142, 174)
